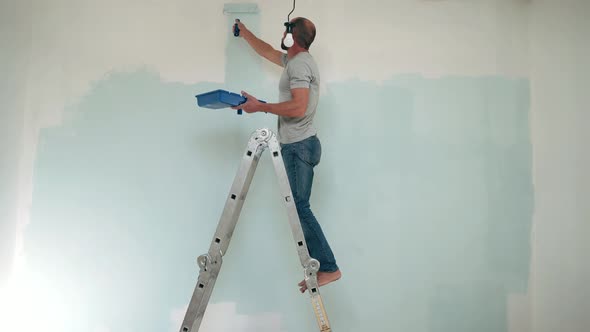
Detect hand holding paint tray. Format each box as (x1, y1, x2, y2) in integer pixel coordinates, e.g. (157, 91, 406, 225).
(195, 89, 266, 115)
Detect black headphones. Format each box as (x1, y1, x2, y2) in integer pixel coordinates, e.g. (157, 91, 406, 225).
(283, 0, 296, 47)
(284, 21, 295, 33)
(283, 21, 295, 47)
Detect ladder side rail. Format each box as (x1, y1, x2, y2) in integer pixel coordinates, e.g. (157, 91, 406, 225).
(210, 134, 266, 256)
(179, 130, 267, 332)
(267, 133, 332, 332)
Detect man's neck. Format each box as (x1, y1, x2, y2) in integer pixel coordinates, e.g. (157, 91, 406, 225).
(287, 47, 308, 59)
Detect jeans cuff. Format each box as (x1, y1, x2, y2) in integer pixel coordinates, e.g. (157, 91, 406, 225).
(318, 263, 339, 273)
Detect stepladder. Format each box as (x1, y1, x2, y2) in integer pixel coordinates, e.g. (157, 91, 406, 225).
(179, 128, 332, 332)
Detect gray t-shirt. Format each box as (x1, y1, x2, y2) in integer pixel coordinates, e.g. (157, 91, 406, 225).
(278, 52, 320, 144)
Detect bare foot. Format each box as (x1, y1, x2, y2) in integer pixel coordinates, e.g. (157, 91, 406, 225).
(299, 270, 342, 293)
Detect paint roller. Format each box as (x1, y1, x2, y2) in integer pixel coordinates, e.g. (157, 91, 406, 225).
(224, 1, 297, 49)
(222, 3, 260, 36)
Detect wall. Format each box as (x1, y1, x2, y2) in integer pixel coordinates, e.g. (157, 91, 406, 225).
(529, 1, 590, 331)
(0, 0, 32, 286)
(0, 0, 585, 332)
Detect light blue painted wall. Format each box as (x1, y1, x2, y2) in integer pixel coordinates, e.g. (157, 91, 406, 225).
(23, 11, 533, 332)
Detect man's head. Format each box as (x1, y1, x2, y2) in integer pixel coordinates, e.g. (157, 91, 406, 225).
(281, 17, 316, 51)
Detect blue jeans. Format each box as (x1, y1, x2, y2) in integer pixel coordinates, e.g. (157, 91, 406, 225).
(280, 135, 339, 273)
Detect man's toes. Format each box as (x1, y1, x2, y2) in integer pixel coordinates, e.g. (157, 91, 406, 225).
(299, 280, 307, 293)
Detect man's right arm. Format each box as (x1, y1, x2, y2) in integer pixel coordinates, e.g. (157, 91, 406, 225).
(236, 22, 285, 67)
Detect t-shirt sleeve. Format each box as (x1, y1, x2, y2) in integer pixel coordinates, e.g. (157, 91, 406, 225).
(280, 53, 288, 67)
(287, 59, 312, 89)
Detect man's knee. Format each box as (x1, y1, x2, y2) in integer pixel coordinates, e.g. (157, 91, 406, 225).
(296, 204, 314, 220)
(294, 197, 310, 210)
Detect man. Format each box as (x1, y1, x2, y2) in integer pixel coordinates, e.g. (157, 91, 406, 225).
(231, 17, 341, 293)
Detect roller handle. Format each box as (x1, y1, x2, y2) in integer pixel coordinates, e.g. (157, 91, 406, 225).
(236, 98, 267, 115)
(233, 19, 240, 37)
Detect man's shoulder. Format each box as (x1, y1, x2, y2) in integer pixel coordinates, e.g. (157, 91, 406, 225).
(286, 52, 316, 65)
(297, 52, 316, 63)
(286, 53, 318, 73)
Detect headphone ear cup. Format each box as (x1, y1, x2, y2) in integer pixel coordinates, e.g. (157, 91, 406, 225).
(283, 22, 295, 47)
(284, 33, 294, 47)
(286, 22, 296, 33)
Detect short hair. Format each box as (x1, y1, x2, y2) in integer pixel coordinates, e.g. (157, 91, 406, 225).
(292, 17, 316, 50)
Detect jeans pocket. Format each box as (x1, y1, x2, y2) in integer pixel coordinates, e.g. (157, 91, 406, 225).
(297, 136, 321, 167)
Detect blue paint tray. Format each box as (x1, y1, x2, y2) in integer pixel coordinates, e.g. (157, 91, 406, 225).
(196, 89, 246, 109)
(196, 89, 266, 115)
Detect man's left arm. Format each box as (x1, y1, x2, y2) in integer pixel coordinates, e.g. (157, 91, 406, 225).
(235, 88, 308, 117)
